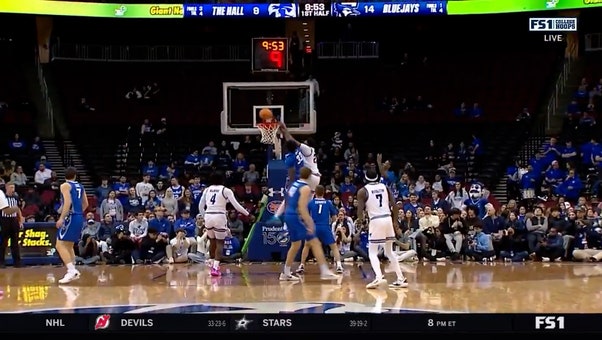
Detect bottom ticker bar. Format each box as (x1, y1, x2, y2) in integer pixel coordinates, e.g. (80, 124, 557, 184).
(0, 314, 599, 333)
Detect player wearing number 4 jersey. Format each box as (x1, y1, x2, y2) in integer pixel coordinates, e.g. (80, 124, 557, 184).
(198, 172, 249, 277)
(55, 167, 89, 284)
(357, 169, 408, 289)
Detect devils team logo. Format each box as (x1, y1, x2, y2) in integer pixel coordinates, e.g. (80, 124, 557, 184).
(94, 314, 111, 330)
(267, 200, 282, 214)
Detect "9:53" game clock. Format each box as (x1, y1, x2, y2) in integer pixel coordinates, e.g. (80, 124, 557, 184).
(252, 38, 289, 72)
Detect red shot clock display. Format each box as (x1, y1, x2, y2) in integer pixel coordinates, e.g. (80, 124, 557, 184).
(252, 38, 289, 72)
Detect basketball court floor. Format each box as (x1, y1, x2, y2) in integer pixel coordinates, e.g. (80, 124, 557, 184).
(1, 261, 601, 314)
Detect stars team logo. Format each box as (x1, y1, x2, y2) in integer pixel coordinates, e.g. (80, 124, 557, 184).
(94, 314, 111, 330)
(235, 315, 253, 330)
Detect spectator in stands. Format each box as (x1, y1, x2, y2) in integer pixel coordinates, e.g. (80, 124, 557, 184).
(148, 207, 170, 234)
(332, 210, 355, 236)
(125, 187, 143, 215)
(43, 171, 60, 192)
(160, 163, 177, 181)
(543, 161, 565, 198)
(202, 141, 218, 155)
(161, 187, 178, 216)
(133, 228, 167, 264)
(469, 103, 482, 118)
(8, 133, 26, 157)
(446, 182, 469, 210)
(531, 227, 564, 262)
(98, 213, 116, 242)
(352, 222, 369, 261)
(99, 190, 124, 222)
(129, 211, 149, 245)
(142, 160, 159, 180)
(95, 177, 111, 204)
(144, 190, 161, 211)
(75, 234, 100, 265)
(173, 208, 196, 250)
(222, 229, 242, 263)
(555, 169, 583, 202)
(184, 150, 200, 169)
(113, 175, 130, 207)
(242, 164, 260, 184)
(526, 206, 548, 253)
(30, 136, 43, 157)
(103, 226, 135, 264)
(465, 223, 494, 261)
(499, 216, 529, 262)
(10, 165, 27, 187)
(34, 155, 51, 170)
(169, 177, 184, 200)
(82, 216, 100, 239)
(572, 221, 602, 262)
(166, 228, 191, 264)
(33, 163, 51, 187)
(179, 189, 195, 214)
(227, 210, 244, 244)
(135, 174, 154, 205)
(440, 208, 466, 261)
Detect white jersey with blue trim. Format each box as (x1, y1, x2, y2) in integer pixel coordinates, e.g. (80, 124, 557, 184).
(298, 143, 320, 175)
(365, 182, 391, 219)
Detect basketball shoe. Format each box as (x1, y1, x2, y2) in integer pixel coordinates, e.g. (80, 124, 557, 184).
(58, 270, 81, 284)
(366, 276, 387, 289)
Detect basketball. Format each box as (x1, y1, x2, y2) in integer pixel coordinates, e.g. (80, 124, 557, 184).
(259, 108, 273, 121)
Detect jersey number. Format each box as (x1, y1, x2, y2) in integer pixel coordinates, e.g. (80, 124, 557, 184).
(76, 188, 82, 199)
(318, 204, 323, 214)
(375, 194, 383, 207)
(210, 193, 216, 204)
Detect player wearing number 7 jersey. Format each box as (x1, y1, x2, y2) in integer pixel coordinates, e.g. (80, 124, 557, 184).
(356, 168, 408, 289)
(55, 167, 89, 284)
(198, 171, 249, 277)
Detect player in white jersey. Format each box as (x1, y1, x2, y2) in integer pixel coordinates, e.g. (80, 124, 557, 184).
(279, 122, 321, 192)
(356, 168, 408, 289)
(198, 172, 249, 277)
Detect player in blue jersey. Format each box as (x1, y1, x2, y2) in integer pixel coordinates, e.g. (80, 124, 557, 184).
(55, 167, 89, 284)
(272, 140, 304, 221)
(296, 185, 344, 274)
(280, 167, 339, 281)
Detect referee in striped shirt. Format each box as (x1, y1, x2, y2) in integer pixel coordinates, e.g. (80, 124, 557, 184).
(0, 182, 24, 268)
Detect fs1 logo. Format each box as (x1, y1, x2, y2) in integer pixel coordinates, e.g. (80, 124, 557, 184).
(535, 316, 565, 330)
(529, 18, 578, 31)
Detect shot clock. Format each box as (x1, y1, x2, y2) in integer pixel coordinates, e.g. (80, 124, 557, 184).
(252, 38, 289, 72)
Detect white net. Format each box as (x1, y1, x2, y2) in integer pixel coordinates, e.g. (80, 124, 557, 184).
(257, 122, 280, 145)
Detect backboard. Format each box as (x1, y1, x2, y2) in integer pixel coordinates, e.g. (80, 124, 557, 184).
(221, 81, 316, 135)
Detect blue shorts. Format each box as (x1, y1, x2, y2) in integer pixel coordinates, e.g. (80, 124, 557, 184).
(284, 214, 315, 242)
(57, 214, 84, 243)
(315, 224, 335, 245)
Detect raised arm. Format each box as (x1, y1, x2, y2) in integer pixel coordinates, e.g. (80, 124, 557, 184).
(224, 188, 249, 216)
(279, 122, 300, 145)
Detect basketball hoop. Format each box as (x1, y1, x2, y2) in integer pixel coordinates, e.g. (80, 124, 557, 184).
(257, 120, 280, 145)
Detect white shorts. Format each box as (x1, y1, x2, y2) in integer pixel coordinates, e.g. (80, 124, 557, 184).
(307, 173, 321, 191)
(204, 213, 228, 240)
(368, 216, 396, 244)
